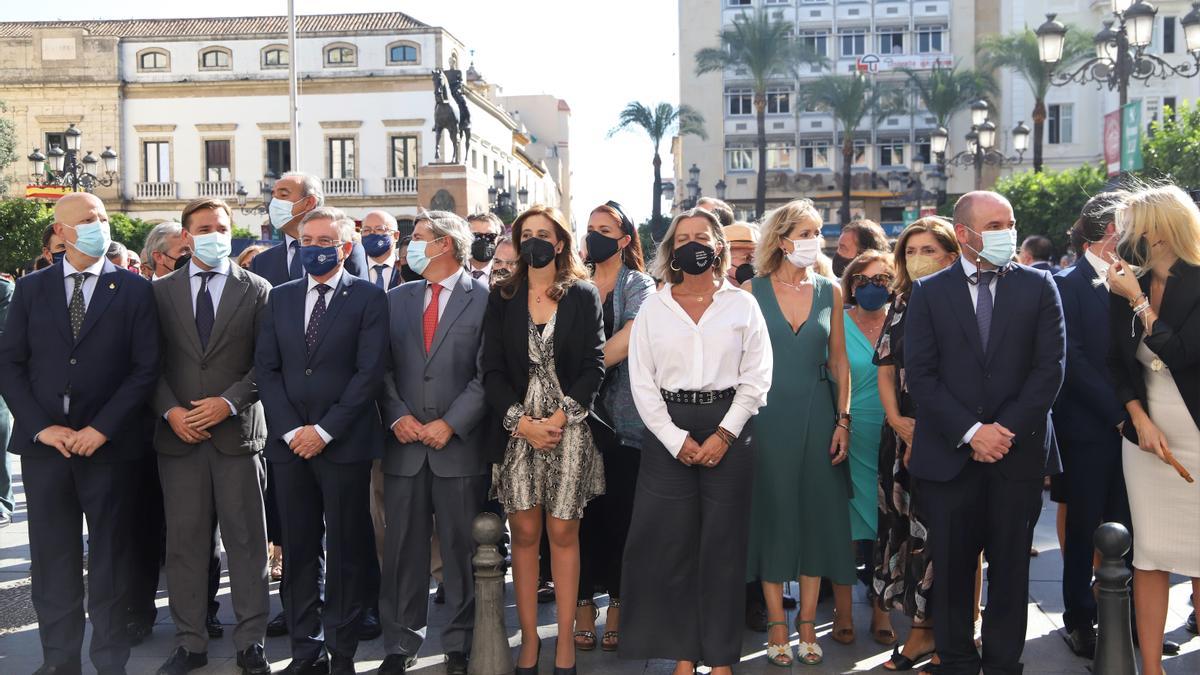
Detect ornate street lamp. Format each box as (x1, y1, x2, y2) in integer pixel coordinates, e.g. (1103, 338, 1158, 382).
(28, 123, 119, 193)
(715, 178, 727, 201)
(236, 171, 277, 215)
(488, 169, 520, 223)
(660, 178, 676, 203)
(941, 100, 1027, 190)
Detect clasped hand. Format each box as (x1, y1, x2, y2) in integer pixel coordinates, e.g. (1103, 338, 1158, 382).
(166, 397, 232, 444)
(289, 425, 327, 459)
(37, 425, 108, 458)
(392, 415, 455, 449)
(970, 423, 1014, 463)
(678, 434, 729, 467)
(517, 411, 566, 451)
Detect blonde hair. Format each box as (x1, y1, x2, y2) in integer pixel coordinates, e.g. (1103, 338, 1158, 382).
(1115, 183, 1200, 270)
(652, 208, 730, 284)
(754, 198, 824, 277)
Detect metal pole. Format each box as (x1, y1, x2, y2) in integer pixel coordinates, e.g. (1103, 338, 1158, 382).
(468, 513, 514, 675)
(974, 146, 984, 191)
(287, 0, 299, 171)
(1093, 522, 1138, 675)
(1117, 24, 1131, 109)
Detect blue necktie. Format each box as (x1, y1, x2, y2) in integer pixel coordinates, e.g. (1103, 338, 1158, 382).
(976, 270, 996, 352)
(195, 271, 216, 350)
(373, 264, 387, 289)
(288, 240, 302, 280)
(306, 284, 330, 354)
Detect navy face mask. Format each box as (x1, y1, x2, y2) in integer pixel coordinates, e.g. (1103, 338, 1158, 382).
(855, 282, 890, 311)
(300, 245, 341, 276)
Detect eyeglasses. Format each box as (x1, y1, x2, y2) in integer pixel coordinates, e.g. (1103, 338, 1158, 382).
(360, 227, 394, 236)
(851, 273, 895, 288)
(474, 232, 498, 243)
(300, 237, 343, 248)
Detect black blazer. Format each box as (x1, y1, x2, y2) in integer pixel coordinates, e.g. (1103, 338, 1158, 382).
(1108, 260, 1200, 444)
(481, 279, 606, 463)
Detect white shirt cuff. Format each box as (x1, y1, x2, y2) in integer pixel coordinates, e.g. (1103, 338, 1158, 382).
(717, 403, 754, 439)
(391, 417, 403, 430)
(283, 427, 301, 444)
(222, 398, 237, 416)
(961, 422, 983, 447)
(662, 426, 690, 458)
(314, 425, 332, 444)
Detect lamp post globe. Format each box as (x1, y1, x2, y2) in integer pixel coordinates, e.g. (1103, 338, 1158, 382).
(930, 126, 949, 156)
(1036, 13, 1068, 64)
(1125, 1, 1158, 48)
(64, 123, 82, 152)
(1182, 3, 1200, 54)
(1012, 121, 1031, 154)
(48, 145, 65, 173)
(28, 148, 46, 178)
(100, 146, 118, 175)
(970, 99, 990, 127)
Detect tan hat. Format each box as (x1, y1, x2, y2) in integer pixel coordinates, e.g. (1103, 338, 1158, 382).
(724, 223, 759, 244)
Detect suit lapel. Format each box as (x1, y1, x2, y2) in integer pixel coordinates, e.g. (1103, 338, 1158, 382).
(389, 265, 403, 290)
(307, 272, 352, 361)
(207, 264, 250, 355)
(1157, 260, 1196, 331)
(408, 281, 426, 347)
(168, 268, 204, 357)
(553, 285, 577, 373)
(946, 264, 986, 365)
(47, 264, 73, 345)
(426, 274, 472, 362)
(75, 261, 120, 346)
(985, 268, 1014, 365)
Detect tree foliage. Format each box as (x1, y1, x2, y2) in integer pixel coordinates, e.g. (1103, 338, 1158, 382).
(1140, 100, 1200, 190)
(992, 163, 1107, 254)
(0, 199, 54, 275)
(610, 101, 706, 236)
(900, 64, 996, 129)
(0, 102, 17, 197)
(108, 212, 155, 257)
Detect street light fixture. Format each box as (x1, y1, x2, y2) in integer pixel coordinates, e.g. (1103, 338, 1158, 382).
(28, 123, 119, 192)
(715, 178, 727, 201)
(938, 100, 1027, 190)
(236, 171, 277, 215)
(660, 178, 676, 203)
(488, 169, 521, 223)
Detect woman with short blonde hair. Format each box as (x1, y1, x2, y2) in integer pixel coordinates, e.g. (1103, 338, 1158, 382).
(651, 208, 730, 284)
(754, 199, 823, 278)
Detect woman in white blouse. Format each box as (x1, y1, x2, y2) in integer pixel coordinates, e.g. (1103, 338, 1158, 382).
(618, 208, 773, 675)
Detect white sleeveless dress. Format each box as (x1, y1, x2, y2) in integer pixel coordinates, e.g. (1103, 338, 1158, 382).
(1122, 341, 1200, 577)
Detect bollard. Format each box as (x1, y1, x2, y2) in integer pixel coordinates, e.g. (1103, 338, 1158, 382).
(469, 512, 514, 675)
(1093, 522, 1138, 675)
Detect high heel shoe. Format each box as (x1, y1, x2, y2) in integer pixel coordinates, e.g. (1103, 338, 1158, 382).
(515, 637, 541, 675)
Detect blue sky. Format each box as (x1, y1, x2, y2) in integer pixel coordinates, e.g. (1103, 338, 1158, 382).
(8, 0, 682, 224)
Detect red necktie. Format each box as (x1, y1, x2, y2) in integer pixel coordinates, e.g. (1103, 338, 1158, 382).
(423, 283, 442, 353)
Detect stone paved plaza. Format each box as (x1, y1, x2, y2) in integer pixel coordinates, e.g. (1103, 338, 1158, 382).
(0, 455, 1196, 674)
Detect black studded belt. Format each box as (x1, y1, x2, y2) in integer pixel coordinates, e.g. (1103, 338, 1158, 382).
(660, 388, 736, 405)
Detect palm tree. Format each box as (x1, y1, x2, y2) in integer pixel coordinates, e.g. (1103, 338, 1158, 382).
(977, 27, 1091, 172)
(900, 64, 997, 130)
(695, 8, 823, 218)
(799, 73, 907, 225)
(609, 102, 707, 238)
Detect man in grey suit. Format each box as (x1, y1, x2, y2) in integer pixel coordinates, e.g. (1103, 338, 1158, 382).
(378, 211, 489, 675)
(151, 198, 272, 675)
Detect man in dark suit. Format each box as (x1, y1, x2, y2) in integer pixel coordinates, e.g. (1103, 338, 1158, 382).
(0, 192, 160, 675)
(151, 198, 273, 675)
(1020, 234, 1061, 274)
(255, 207, 388, 675)
(250, 172, 367, 286)
(361, 210, 405, 291)
(1051, 192, 1132, 658)
(378, 211, 489, 675)
(0, 274, 14, 528)
(905, 191, 1066, 675)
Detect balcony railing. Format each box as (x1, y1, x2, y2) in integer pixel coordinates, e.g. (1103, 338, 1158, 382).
(323, 178, 363, 196)
(196, 180, 236, 197)
(135, 181, 178, 200)
(384, 176, 417, 195)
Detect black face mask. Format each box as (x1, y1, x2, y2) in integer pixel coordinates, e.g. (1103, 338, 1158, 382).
(399, 264, 423, 283)
(734, 262, 756, 284)
(1117, 236, 1149, 264)
(673, 241, 717, 276)
(585, 230, 621, 264)
(172, 252, 192, 272)
(832, 253, 853, 278)
(471, 236, 496, 263)
(521, 237, 558, 269)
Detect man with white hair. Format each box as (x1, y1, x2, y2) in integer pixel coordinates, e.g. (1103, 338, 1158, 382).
(251, 172, 368, 286)
(361, 210, 404, 290)
(256, 206, 388, 675)
(378, 211, 489, 675)
(0, 192, 160, 675)
(143, 221, 192, 280)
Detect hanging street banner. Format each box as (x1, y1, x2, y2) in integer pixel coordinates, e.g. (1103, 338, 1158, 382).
(1121, 101, 1143, 173)
(1104, 109, 1122, 177)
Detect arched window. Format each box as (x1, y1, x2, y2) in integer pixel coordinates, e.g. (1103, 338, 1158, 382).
(261, 44, 289, 69)
(323, 42, 357, 67)
(136, 48, 170, 72)
(387, 41, 419, 65)
(199, 46, 232, 71)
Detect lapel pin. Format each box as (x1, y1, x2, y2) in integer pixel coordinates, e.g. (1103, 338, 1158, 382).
(342, 290, 348, 296)
(108, 283, 116, 290)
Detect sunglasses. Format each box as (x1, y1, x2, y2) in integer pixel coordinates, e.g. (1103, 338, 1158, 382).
(474, 232, 498, 243)
(851, 273, 895, 288)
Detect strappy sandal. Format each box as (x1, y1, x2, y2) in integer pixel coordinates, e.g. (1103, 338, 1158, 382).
(831, 623, 856, 645)
(601, 598, 620, 652)
(764, 621, 793, 667)
(793, 617, 823, 666)
(871, 618, 898, 646)
(574, 599, 598, 651)
(883, 625, 935, 672)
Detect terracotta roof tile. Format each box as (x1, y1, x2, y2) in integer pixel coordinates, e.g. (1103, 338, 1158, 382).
(0, 12, 429, 39)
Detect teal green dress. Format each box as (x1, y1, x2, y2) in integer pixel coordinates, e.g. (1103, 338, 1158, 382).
(746, 276, 854, 585)
(845, 310, 884, 542)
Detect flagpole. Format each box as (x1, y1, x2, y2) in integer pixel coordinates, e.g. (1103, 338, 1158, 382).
(287, 0, 299, 170)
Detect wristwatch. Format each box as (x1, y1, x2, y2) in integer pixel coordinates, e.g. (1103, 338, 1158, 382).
(835, 412, 852, 424)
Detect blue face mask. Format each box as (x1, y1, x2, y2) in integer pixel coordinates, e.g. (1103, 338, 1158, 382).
(362, 233, 394, 258)
(192, 231, 232, 267)
(855, 282, 890, 311)
(300, 244, 342, 277)
(66, 220, 112, 258)
(268, 198, 299, 231)
(966, 227, 1017, 268)
(405, 237, 445, 276)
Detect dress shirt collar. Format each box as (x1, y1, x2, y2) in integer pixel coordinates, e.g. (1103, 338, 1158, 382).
(284, 233, 298, 248)
(429, 268, 463, 293)
(63, 255, 106, 279)
(307, 267, 345, 294)
(189, 257, 229, 278)
(1084, 249, 1110, 278)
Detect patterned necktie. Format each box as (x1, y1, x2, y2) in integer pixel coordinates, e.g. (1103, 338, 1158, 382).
(288, 240, 302, 280)
(423, 283, 443, 353)
(195, 272, 216, 350)
(976, 270, 996, 352)
(68, 272, 88, 341)
(373, 264, 387, 289)
(305, 284, 331, 354)
(471, 269, 485, 280)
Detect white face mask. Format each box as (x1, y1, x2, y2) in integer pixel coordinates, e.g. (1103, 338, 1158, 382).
(785, 237, 821, 268)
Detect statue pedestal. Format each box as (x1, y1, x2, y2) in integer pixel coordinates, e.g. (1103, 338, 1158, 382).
(417, 163, 492, 217)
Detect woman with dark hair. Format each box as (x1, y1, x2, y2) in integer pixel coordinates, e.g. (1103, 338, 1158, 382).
(871, 217, 960, 671)
(482, 204, 606, 675)
(621, 208, 772, 675)
(573, 201, 654, 653)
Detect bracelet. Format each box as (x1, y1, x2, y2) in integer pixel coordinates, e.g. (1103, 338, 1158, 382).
(715, 426, 736, 445)
(835, 422, 850, 432)
(1132, 300, 1150, 315)
(1129, 292, 1148, 308)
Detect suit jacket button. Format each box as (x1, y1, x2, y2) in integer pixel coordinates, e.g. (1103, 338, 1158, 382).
(200, 363, 207, 370)
(976, 407, 984, 415)
(69, 358, 77, 365)
(305, 369, 313, 376)
(424, 376, 432, 382)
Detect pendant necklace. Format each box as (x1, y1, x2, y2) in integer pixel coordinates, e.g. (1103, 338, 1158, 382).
(775, 275, 810, 293)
